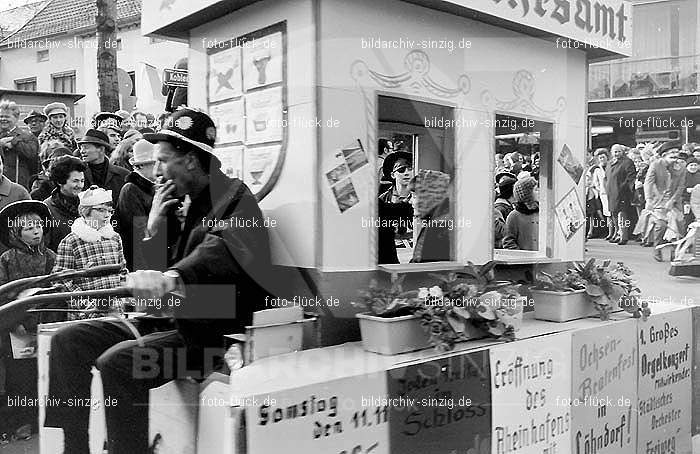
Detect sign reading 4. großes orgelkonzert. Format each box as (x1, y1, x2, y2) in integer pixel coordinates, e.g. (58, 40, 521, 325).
(442, 0, 632, 55)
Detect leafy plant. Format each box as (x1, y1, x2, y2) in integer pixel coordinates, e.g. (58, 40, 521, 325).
(570, 258, 650, 321)
(352, 275, 418, 318)
(532, 270, 586, 292)
(414, 261, 522, 351)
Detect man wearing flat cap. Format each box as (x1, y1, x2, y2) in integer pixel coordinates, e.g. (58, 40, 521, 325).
(44, 108, 272, 453)
(78, 129, 129, 206)
(0, 100, 40, 191)
(644, 141, 687, 261)
(23, 110, 47, 138)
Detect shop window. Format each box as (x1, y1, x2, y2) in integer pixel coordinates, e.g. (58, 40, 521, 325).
(15, 77, 37, 91)
(493, 114, 553, 259)
(37, 50, 48, 62)
(376, 95, 454, 265)
(52, 71, 76, 94)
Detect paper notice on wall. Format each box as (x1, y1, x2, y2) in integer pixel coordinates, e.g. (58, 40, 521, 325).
(570, 320, 637, 454)
(331, 178, 359, 213)
(243, 145, 279, 190)
(387, 350, 491, 454)
(339, 140, 369, 173)
(209, 100, 244, 144)
(637, 308, 692, 454)
(245, 86, 283, 145)
(558, 144, 584, 185)
(243, 32, 283, 91)
(214, 146, 244, 180)
(245, 372, 389, 454)
(490, 333, 572, 454)
(555, 188, 585, 241)
(326, 163, 351, 186)
(208, 46, 242, 103)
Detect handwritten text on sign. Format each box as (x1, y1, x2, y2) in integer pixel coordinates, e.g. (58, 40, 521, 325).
(637, 309, 692, 454)
(490, 333, 572, 454)
(571, 319, 637, 454)
(246, 372, 389, 454)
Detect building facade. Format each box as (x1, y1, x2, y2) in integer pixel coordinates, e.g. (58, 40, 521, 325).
(589, 0, 700, 148)
(0, 0, 187, 129)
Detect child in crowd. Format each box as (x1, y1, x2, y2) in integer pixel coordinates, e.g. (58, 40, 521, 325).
(503, 176, 540, 251)
(0, 200, 56, 441)
(52, 185, 127, 316)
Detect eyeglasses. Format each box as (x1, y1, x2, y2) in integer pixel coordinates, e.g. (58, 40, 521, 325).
(394, 166, 413, 174)
(92, 207, 114, 214)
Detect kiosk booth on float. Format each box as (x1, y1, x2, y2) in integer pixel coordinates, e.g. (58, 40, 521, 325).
(143, 0, 634, 344)
(136, 2, 691, 454)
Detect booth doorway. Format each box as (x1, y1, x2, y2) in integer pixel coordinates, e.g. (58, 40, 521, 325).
(493, 113, 553, 259)
(376, 95, 454, 264)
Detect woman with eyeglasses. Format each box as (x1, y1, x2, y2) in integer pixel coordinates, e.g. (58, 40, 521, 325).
(52, 186, 127, 303)
(377, 151, 414, 264)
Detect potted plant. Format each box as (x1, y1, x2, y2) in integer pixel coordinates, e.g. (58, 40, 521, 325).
(571, 258, 650, 321)
(531, 259, 650, 322)
(530, 269, 591, 322)
(414, 262, 523, 352)
(353, 275, 429, 355)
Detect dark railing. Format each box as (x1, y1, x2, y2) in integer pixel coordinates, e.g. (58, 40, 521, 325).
(589, 55, 700, 100)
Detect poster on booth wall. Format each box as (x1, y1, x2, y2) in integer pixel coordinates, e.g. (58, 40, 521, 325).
(693, 307, 700, 436)
(555, 188, 585, 241)
(245, 372, 390, 454)
(214, 146, 243, 180)
(208, 46, 242, 103)
(331, 178, 359, 213)
(245, 86, 283, 145)
(637, 308, 692, 454)
(570, 319, 637, 454)
(557, 144, 584, 185)
(243, 145, 280, 191)
(387, 350, 491, 454)
(242, 31, 283, 91)
(490, 333, 572, 454)
(209, 100, 244, 145)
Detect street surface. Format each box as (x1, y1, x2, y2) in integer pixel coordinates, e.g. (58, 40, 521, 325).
(585, 238, 699, 309)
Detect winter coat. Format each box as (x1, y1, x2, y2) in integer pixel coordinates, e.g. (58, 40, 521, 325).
(592, 166, 610, 216)
(83, 161, 129, 207)
(52, 217, 126, 292)
(117, 171, 154, 271)
(0, 127, 40, 190)
(0, 236, 56, 285)
(43, 189, 80, 252)
(502, 203, 539, 251)
(37, 123, 77, 151)
(604, 156, 636, 213)
(140, 172, 272, 356)
(644, 160, 686, 211)
(377, 188, 413, 264)
(683, 171, 700, 203)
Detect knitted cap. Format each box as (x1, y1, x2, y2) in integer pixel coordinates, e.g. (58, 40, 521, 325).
(513, 176, 538, 207)
(412, 169, 450, 218)
(78, 185, 112, 207)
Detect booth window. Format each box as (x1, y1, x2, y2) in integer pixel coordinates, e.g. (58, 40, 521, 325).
(52, 71, 76, 94)
(493, 113, 553, 260)
(376, 95, 454, 265)
(15, 77, 37, 91)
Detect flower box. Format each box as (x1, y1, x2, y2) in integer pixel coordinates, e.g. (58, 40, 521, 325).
(531, 289, 595, 322)
(356, 313, 431, 355)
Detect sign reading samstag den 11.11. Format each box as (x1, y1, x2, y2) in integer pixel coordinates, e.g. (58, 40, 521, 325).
(443, 0, 632, 55)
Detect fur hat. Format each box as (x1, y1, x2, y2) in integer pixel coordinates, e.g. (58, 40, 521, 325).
(78, 185, 112, 207)
(411, 169, 450, 218)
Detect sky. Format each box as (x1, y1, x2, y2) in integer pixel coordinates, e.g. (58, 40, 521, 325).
(1, 0, 38, 11)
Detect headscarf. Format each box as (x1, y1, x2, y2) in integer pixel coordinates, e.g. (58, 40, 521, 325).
(513, 176, 539, 212)
(38, 122, 76, 150)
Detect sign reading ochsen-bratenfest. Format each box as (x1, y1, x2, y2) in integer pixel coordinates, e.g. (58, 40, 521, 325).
(441, 0, 632, 55)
